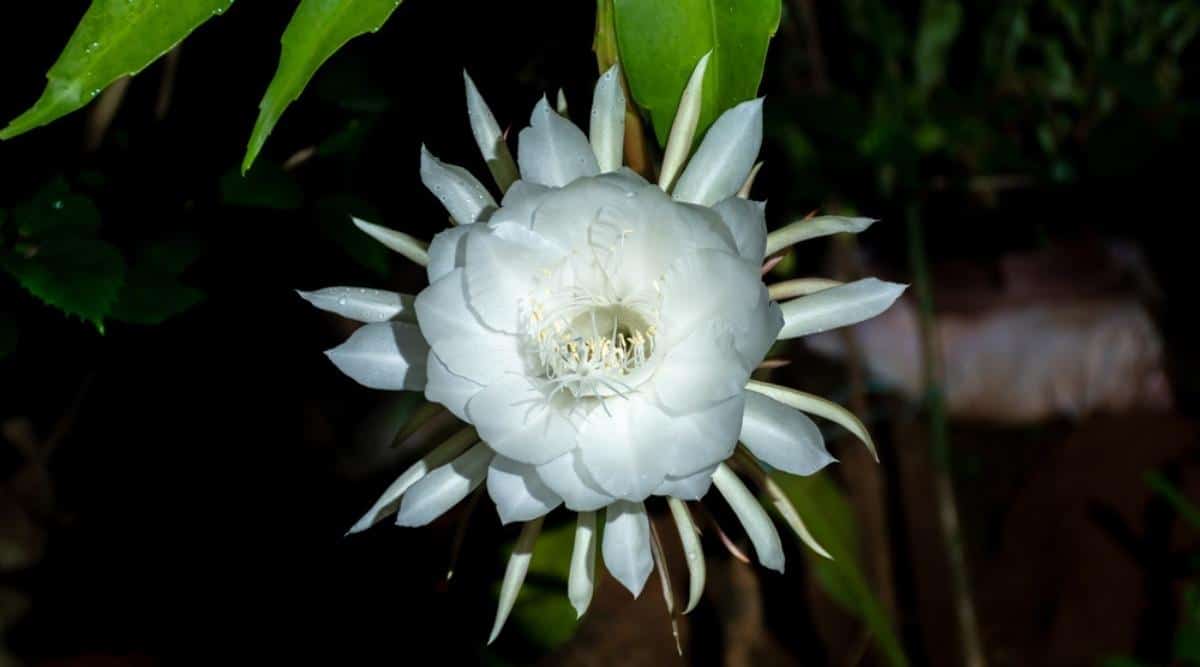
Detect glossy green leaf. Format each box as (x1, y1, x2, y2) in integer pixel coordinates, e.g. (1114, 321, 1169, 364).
(612, 0, 781, 147)
(771, 472, 909, 667)
(2, 238, 126, 330)
(243, 0, 403, 173)
(0, 0, 235, 140)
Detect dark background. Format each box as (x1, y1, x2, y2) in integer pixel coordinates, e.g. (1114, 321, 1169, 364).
(2, 1, 1199, 665)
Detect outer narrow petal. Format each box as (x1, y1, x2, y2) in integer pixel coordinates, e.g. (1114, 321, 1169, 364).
(396, 443, 494, 526)
(778, 278, 907, 340)
(658, 52, 710, 192)
(747, 380, 878, 460)
(568, 511, 598, 618)
(535, 451, 613, 511)
(712, 196, 767, 263)
(352, 218, 429, 266)
(488, 517, 543, 644)
(666, 498, 706, 613)
(741, 391, 834, 476)
(346, 427, 478, 534)
(764, 216, 876, 257)
(424, 351, 481, 421)
(602, 500, 653, 597)
(589, 65, 626, 172)
(464, 70, 519, 192)
(325, 322, 428, 391)
(466, 375, 579, 466)
(517, 97, 600, 187)
(420, 146, 497, 225)
(654, 466, 716, 500)
(672, 98, 763, 207)
(576, 397, 670, 500)
(487, 455, 563, 524)
(298, 287, 416, 323)
(712, 464, 784, 572)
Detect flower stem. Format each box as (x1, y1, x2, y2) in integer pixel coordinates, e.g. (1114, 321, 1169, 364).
(905, 204, 987, 667)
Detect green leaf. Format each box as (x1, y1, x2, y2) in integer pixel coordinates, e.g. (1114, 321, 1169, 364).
(771, 472, 909, 667)
(109, 241, 206, 325)
(612, 0, 781, 147)
(13, 180, 101, 239)
(0, 313, 16, 360)
(243, 0, 404, 173)
(0, 0, 235, 140)
(315, 195, 389, 277)
(220, 162, 303, 210)
(2, 238, 126, 330)
(914, 0, 963, 97)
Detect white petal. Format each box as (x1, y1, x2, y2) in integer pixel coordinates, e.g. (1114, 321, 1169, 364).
(737, 161, 763, 198)
(352, 217, 429, 266)
(653, 321, 748, 414)
(426, 224, 476, 284)
(712, 196, 767, 263)
(658, 52, 710, 192)
(602, 500, 653, 597)
(568, 511, 598, 618)
(487, 455, 562, 524)
(778, 278, 907, 340)
(517, 97, 600, 187)
(750, 462, 832, 559)
(414, 269, 523, 384)
(488, 516, 543, 644)
(423, 351, 481, 421)
(747, 380, 878, 460)
(654, 466, 716, 500)
(657, 393, 744, 476)
(298, 287, 415, 323)
(396, 443, 493, 526)
(490, 180, 551, 229)
(590, 65, 626, 172)
(711, 463, 784, 572)
(464, 70, 519, 192)
(535, 450, 613, 511)
(666, 498, 706, 613)
(658, 249, 762, 347)
(740, 390, 834, 476)
(576, 396, 670, 501)
(420, 146, 497, 225)
(764, 216, 876, 257)
(466, 375, 579, 465)
(346, 427, 478, 534)
(464, 222, 562, 333)
(673, 98, 763, 206)
(734, 292, 784, 371)
(324, 322, 428, 391)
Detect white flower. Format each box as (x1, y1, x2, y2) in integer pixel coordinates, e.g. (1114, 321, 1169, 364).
(301, 55, 905, 643)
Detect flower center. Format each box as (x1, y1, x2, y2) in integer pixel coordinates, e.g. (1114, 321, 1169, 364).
(524, 296, 657, 398)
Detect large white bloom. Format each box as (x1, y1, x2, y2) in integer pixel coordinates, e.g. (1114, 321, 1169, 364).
(302, 56, 904, 643)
